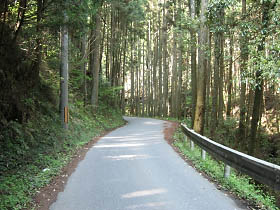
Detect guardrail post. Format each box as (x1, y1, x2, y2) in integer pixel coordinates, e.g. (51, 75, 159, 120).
(201, 149, 206, 160)
(190, 140, 194, 151)
(185, 136, 194, 151)
(224, 165, 231, 178)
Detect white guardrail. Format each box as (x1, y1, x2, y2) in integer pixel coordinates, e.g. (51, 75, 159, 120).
(181, 124, 280, 191)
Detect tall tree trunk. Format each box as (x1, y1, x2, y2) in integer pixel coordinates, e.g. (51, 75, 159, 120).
(136, 42, 140, 116)
(176, 0, 183, 119)
(171, 27, 178, 118)
(190, 0, 197, 127)
(147, 20, 152, 116)
(153, 23, 159, 116)
(142, 42, 145, 116)
(158, 10, 163, 116)
(34, 0, 43, 85)
(249, 1, 274, 156)
(60, 10, 69, 129)
(130, 30, 135, 115)
(121, 27, 127, 114)
(162, 0, 169, 117)
(105, 14, 110, 81)
(218, 11, 225, 122)
(226, 33, 233, 118)
(91, 11, 102, 108)
(210, 33, 219, 137)
(13, 0, 27, 42)
(0, 0, 9, 41)
(177, 29, 183, 119)
(193, 0, 208, 135)
(238, 0, 248, 148)
(82, 32, 87, 107)
(205, 32, 212, 128)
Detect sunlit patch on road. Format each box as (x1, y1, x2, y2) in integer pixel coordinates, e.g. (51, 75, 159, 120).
(105, 154, 151, 161)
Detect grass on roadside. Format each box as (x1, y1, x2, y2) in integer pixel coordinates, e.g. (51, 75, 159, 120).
(173, 128, 279, 210)
(0, 101, 124, 210)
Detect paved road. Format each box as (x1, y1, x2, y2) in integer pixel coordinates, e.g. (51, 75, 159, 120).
(50, 117, 246, 210)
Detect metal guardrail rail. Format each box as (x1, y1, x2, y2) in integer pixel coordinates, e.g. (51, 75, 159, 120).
(181, 124, 280, 191)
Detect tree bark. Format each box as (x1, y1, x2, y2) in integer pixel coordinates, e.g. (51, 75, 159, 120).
(249, 1, 274, 156)
(162, 0, 169, 117)
(226, 33, 233, 118)
(152, 21, 159, 116)
(171, 26, 178, 118)
(158, 9, 163, 116)
(82, 32, 87, 107)
(238, 0, 248, 148)
(90, 11, 102, 109)
(60, 10, 69, 129)
(193, 0, 208, 135)
(210, 33, 219, 138)
(189, 0, 197, 127)
(205, 32, 212, 128)
(218, 11, 225, 122)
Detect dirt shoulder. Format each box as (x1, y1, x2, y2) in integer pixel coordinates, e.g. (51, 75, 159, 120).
(32, 124, 126, 210)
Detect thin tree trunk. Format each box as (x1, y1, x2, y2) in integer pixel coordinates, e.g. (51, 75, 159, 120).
(82, 32, 87, 107)
(177, 30, 183, 119)
(190, 0, 197, 128)
(226, 33, 233, 118)
(162, 0, 169, 117)
(90, 11, 101, 108)
(218, 12, 225, 122)
(205, 32, 212, 128)
(130, 30, 135, 115)
(210, 33, 219, 138)
(121, 27, 127, 114)
(153, 24, 159, 116)
(13, 0, 27, 42)
(34, 0, 43, 85)
(142, 41, 145, 116)
(171, 27, 178, 118)
(158, 10, 163, 116)
(60, 10, 69, 129)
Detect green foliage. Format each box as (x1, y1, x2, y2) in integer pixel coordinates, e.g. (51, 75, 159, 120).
(173, 129, 279, 210)
(0, 98, 124, 210)
(214, 117, 238, 147)
(207, 0, 238, 33)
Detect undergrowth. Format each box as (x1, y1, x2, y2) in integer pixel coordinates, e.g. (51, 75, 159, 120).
(173, 128, 279, 210)
(0, 100, 124, 210)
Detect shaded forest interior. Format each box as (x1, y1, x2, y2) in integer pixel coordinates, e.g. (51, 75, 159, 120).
(0, 0, 280, 207)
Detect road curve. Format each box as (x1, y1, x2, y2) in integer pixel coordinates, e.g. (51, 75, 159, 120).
(50, 117, 246, 210)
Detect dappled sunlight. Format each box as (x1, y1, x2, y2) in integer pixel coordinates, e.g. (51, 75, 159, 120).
(105, 154, 152, 161)
(94, 143, 146, 148)
(122, 188, 168, 199)
(144, 121, 162, 125)
(102, 133, 162, 143)
(125, 201, 169, 209)
(102, 136, 129, 140)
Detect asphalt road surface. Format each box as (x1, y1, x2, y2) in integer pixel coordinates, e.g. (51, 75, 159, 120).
(50, 117, 246, 210)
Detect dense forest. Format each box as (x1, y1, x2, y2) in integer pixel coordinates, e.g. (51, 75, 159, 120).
(0, 0, 280, 209)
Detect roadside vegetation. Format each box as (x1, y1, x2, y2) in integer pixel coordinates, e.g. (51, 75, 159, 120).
(172, 119, 279, 210)
(0, 97, 124, 210)
(1, 0, 280, 209)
